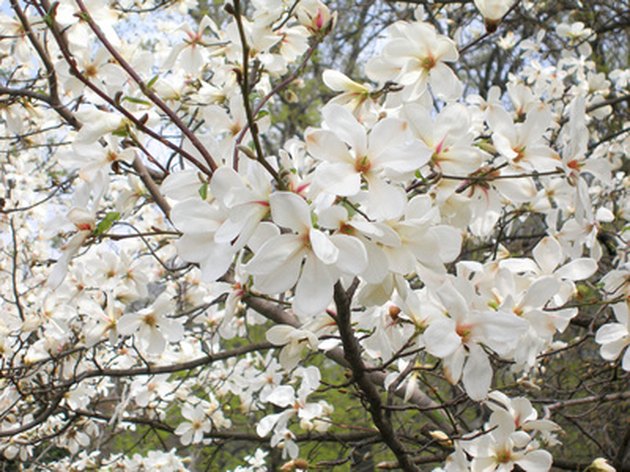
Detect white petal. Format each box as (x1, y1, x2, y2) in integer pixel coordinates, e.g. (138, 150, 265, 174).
(555, 258, 597, 281)
(306, 129, 353, 164)
(428, 63, 462, 101)
(246, 235, 303, 275)
(309, 228, 339, 264)
(516, 450, 552, 472)
(462, 344, 492, 401)
(293, 256, 335, 316)
(270, 192, 311, 233)
(330, 234, 368, 275)
(266, 325, 295, 345)
(533, 236, 563, 274)
(172, 200, 222, 233)
(268, 385, 295, 407)
(365, 175, 406, 220)
(322, 104, 367, 156)
(368, 118, 410, 159)
(521, 276, 560, 308)
(423, 318, 460, 358)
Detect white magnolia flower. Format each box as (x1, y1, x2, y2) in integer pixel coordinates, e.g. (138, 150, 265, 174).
(246, 192, 367, 316)
(175, 404, 212, 445)
(595, 302, 630, 371)
(118, 293, 184, 355)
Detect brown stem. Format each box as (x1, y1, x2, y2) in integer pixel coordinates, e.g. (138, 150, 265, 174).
(333, 282, 420, 472)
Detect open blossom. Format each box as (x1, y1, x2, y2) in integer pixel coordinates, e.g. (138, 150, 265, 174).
(307, 104, 430, 220)
(245, 191, 367, 316)
(175, 404, 212, 445)
(117, 293, 184, 355)
(595, 302, 630, 371)
(366, 19, 461, 100)
(423, 279, 528, 400)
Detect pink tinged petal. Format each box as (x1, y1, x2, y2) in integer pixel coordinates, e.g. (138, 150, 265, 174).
(428, 62, 462, 100)
(554, 258, 597, 281)
(462, 344, 492, 401)
(515, 450, 553, 472)
(322, 104, 368, 156)
(306, 130, 353, 163)
(268, 386, 295, 407)
(172, 200, 222, 233)
(365, 175, 406, 220)
(424, 318, 461, 358)
(309, 228, 339, 264)
(293, 256, 336, 316)
(270, 192, 311, 233)
(521, 276, 560, 308)
(533, 236, 563, 274)
(330, 234, 368, 274)
(315, 163, 362, 196)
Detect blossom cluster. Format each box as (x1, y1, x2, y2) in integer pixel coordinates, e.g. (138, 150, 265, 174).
(0, 0, 628, 469)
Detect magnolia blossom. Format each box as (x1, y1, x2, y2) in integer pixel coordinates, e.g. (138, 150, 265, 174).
(245, 191, 367, 316)
(175, 404, 212, 445)
(473, 0, 514, 22)
(366, 20, 461, 100)
(595, 302, 630, 371)
(118, 294, 184, 355)
(307, 104, 430, 219)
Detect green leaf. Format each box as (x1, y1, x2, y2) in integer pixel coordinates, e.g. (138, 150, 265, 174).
(146, 75, 159, 89)
(94, 212, 121, 236)
(123, 96, 152, 106)
(198, 182, 208, 200)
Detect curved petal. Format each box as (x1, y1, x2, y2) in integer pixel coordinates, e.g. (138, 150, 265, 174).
(462, 344, 492, 401)
(293, 256, 336, 316)
(555, 258, 597, 281)
(322, 104, 367, 156)
(270, 192, 311, 233)
(423, 318, 460, 358)
(309, 228, 339, 264)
